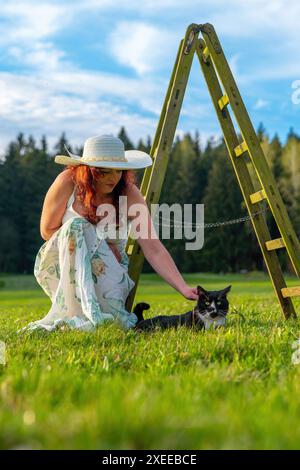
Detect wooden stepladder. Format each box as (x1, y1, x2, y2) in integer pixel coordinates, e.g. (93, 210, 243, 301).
(125, 23, 300, 319)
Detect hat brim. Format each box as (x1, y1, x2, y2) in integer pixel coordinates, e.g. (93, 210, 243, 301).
(54, 150, 153, 170)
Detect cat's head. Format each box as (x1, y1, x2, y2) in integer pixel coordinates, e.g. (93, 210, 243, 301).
(194, 285, 231, 329)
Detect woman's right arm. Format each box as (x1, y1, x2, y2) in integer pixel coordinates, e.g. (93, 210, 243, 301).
(40, 169, 74, 241)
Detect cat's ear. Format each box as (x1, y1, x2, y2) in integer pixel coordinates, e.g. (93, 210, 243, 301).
(221, 285, 231, 296)
(197, 285, 208, 297)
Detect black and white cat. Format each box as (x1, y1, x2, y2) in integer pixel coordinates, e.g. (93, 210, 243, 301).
(133, 285, 231, 331)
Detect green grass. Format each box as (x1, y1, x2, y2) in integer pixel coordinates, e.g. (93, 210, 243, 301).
(1, 272, 300, 450)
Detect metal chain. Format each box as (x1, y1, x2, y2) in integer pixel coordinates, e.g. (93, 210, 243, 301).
(153, 206, 269, 229)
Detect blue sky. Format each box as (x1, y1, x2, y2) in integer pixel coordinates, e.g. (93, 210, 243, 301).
(0, 0, 299, 156)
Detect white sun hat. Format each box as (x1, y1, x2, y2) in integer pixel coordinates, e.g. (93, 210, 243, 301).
(55, 134, 153, 170)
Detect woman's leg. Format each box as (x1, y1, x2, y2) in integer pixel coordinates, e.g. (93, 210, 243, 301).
(31, 216, 136, 331)
(90, 235, 137, 329)
(28, 217, 114, 331)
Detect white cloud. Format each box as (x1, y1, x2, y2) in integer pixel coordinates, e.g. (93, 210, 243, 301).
(0, 69, 162, 155)
(201, 1, 300, 39)
(0, 2, 72, 74)
(108, 21, 178, 75)
(0, 2, 68, 44)
(1, 0, 300, 156)
(0, 6, 174, 156)
(0, 63, 220, 156)
(8, 42, 66, 71)
(254, 99, 269, 110)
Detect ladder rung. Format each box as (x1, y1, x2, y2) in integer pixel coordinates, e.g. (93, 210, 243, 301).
(281, 287, 300, 298)
(266, 238, 285, 251)
(218, 94, 229, 110)
(127, 245, 134, 255)
(250, 189, 267, 204)
(203, 46, 210, 61)
(234, 141, 248, 157)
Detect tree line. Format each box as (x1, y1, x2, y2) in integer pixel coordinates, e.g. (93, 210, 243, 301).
(0, 125, 299, 274)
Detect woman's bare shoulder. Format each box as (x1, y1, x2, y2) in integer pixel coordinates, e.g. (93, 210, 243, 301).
(53, 169, 74, 192)
(55, 168, 74, 185)
(124, 183, 144, 203)
(122, 184, 144, 222)
(40, 169, 75, 240)
(46, 169, 74, 203)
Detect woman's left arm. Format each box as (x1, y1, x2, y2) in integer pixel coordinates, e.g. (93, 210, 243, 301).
(141, 238, 199, 300)
(126, 184, 198, 301)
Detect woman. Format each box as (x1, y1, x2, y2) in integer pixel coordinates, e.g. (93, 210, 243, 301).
(21, 134, 199, 333)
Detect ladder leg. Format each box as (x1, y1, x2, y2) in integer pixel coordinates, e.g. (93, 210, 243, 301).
(125, 24, 201, 312)
(196, 38, 296, 319)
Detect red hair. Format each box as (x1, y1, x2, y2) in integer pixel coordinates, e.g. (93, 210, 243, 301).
(64, 165, 137, 225)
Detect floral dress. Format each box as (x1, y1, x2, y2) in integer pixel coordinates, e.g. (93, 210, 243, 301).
(19, 189, 138, 333)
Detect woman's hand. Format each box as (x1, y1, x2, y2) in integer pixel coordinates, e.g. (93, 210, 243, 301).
(180, 285, 199, 301)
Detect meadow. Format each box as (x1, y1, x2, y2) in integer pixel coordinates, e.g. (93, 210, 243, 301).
(0, 271, 300, 450)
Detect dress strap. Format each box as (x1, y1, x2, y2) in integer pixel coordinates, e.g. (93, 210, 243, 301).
(67, 188, 76, 208)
